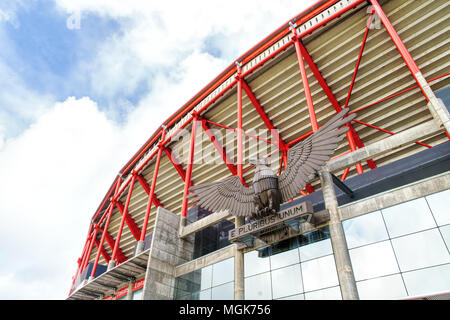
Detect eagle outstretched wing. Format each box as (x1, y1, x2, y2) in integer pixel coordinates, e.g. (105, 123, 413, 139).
(186, 175, 256, 216)
(278, 108, 356, 203)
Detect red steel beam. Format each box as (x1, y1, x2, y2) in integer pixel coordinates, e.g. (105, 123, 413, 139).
(200, 118, 238, 176)
(140, 129, 166, 242)
(291, 30, 319, 132)
(236, 64, 245, 184)
(352, 119, 432, 148)
(135, 173, 163, 208)
(94, 239, 111, 263)
(81, 226, 98, 274)
(111, 174, 136, 264)
(90, 178, 121, 278)
(181, 115, 198, 219)
(101, 228, 127, 264)
(296, 40, 374, 173)
(349, 72, 450, 116)
(115, 200, 142, 241)
(164, 147, 193, 187)
(240, 79, 288, 152)
(344, 10, 374, 109)
(369, 0, 429, 102)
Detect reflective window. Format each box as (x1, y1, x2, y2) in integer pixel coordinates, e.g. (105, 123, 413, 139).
(174, 259, 234, 300)
(211, 282, 234, 300)
(439, 225, 450, 250)
(244, 272, 272, 300)
(270, 247, 299, 270)
(299, 238, 333, 261)
(200, 265, 212, 290)
(301, 255, 339, 292)
(271, 264, 303, 299)
(356, 274, 407, 300)
(426, 189, 450, 226)
(304, 286, 342, 300)
(199, 289, 211, 300)
(402, 264, 450, 297)
(343, 211, 388, 249)
(382, 198, 436, 238)
(349, 240, 399, 281)
(212, 258, 234, 286)
(244, 249, 270, 277)
(390, 229, 450, 272)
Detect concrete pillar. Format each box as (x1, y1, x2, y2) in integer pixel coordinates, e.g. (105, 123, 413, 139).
(135, 240, 145, 256)
(141, 207, 194, 300)
(123, 279, 133, 300)
(107, 259, 116, 271)
(234, 216, 245, 300)
(319, 170, 359, 300)
(415, 73, 450, 132)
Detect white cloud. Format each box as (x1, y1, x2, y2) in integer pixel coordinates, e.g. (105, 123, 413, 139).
(0, 97, 130, 299)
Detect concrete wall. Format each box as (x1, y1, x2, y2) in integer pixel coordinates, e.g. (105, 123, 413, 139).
(141, 207, 194, 300)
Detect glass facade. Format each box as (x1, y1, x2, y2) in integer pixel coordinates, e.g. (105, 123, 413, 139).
(244, 227, 342, 300)
(343, 189, 450, 299)
(173, 189, 449, 301)
(173, 257, 235, 300)
(188, 206, 235, 259)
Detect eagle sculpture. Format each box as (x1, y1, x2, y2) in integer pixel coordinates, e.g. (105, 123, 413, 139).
(186, 109, 355, 218)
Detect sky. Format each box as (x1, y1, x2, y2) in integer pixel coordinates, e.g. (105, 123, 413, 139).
(0, 0, 315, 299)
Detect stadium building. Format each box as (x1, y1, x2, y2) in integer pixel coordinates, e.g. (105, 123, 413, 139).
(67, 0, 450, 300)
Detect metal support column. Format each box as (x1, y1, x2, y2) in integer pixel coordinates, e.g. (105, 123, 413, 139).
(109, 174, 136, 270)
(180, 115, 198, 228)
(136, 128, 166, 255)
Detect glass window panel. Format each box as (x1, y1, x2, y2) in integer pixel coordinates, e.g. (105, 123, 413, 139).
(244, 249, 270, 277)
(212, 258, 234, 286)
(174, 270, 201, 298)
(439, 225, 450, 251)
(244, 272, 272, 300)
(199, 289, 211, 300)
(299, 239, 333, 262)
(270, 247, 300, 270)
(301, 255, 339, 292)
(200, 265, 212, 290)
(402, 264, 450, 297)
(343, 211, 389, 249)
(304, 286, 342, 300)
(391, 229, 450, 272)
(271, 264, 303, 299)
(382, 198, 436, 238)
(132, 289, 142, 300)
(356, 274, 407, 300)
(211, 282, 234, 300)
(349, 240, 399, 281)
(277, 294, 304, 300)
(426, 189, 450, 226)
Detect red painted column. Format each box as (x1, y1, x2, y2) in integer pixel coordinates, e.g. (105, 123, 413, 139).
(110, 174, 136, 269)
(138, 128, 166, 250)
(90, 178, 121, 278)
(236, 63, 245, 184)
(369, 0, 428, 101)
(291, 26, 319, 132)
(180, 115, 198, 226)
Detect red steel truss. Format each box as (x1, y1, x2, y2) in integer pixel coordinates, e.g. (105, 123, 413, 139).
(70, 0, 449, 295)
